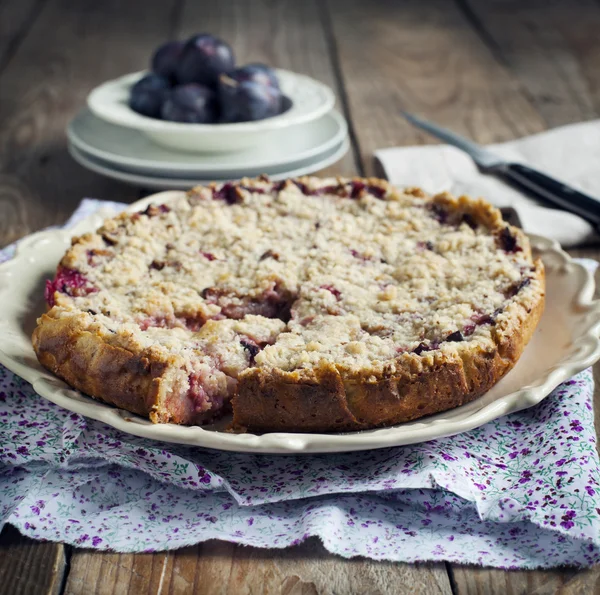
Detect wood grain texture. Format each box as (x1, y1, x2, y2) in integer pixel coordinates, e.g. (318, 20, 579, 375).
(63, 549, 170, 595)
(64, 539, 452, 595)
(449, 565, 600, 595)
(325, 0, 546, 175)
(0, 0, 44, 73)
(461, 0, 600, 127)
(0, 524, 66, 595)
(176, 0, 358, 177)
(0, 0, 180, 248)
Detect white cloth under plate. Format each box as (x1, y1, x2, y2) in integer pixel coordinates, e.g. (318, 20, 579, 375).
(375, 120, 600, 247)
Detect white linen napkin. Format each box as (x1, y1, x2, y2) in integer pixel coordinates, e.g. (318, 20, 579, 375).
(375, 120, 600, 247)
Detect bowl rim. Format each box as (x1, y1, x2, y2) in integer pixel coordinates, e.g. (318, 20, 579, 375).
(87, 69, 336, 134)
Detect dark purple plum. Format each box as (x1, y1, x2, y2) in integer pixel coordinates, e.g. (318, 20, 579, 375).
(228, 63, 279, 89)
(278, 95, 293, 115)
(151, 40, 184, 81)
(175, 33, 235, 87)
(129, 73, 170, 118)
(160, 83, 218, 123)
(132, 73, 171, 93)
(219, 76, 282, 122)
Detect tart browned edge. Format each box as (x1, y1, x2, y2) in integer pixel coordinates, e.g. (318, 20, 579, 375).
(32, 177, 545, 434)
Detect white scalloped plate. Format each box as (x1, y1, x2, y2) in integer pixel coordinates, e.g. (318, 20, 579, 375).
(1, 192, 600, 453)
(88, 69, 336, 153)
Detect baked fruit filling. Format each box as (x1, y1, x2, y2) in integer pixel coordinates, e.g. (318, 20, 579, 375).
(34, 176, 544, 430)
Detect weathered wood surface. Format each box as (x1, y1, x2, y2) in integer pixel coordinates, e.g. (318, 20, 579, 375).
(1, 0, 600, 592)
(462, 0, 600, 127)
(0, 525, 67, 595)
(325, 0, 547, 174)
(63, 539, 452, 595)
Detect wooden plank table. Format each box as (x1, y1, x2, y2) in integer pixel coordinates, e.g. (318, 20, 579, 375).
(1, 0, 599, 592)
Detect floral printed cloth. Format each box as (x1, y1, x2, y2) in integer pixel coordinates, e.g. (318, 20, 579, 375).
(1, 200, 600, 568)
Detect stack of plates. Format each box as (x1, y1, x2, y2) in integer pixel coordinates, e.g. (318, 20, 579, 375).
(69, 69, 349, 189)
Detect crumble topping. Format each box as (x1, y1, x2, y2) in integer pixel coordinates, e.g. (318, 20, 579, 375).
(42, 177, 541, 424)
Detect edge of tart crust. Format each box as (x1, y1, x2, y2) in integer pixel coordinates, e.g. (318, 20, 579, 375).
(233, 262, 545, 432)
(32, 176, 546, 433)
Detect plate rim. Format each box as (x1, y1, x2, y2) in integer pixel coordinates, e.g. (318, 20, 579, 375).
(67, 109, 348, 174)
(1, 197, 600, 454)
(68, 138, 351, 189)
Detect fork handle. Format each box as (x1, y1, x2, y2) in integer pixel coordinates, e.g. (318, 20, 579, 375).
(497, 163, 600, 227)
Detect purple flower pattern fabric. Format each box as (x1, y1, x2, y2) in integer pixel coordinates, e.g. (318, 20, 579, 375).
(1, 201, 599, 568)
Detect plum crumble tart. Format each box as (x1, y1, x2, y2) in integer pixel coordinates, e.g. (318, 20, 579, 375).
(32, 176, 545, 432)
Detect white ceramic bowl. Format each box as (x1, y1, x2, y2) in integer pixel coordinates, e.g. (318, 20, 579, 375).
(87, 69, 336, 153)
